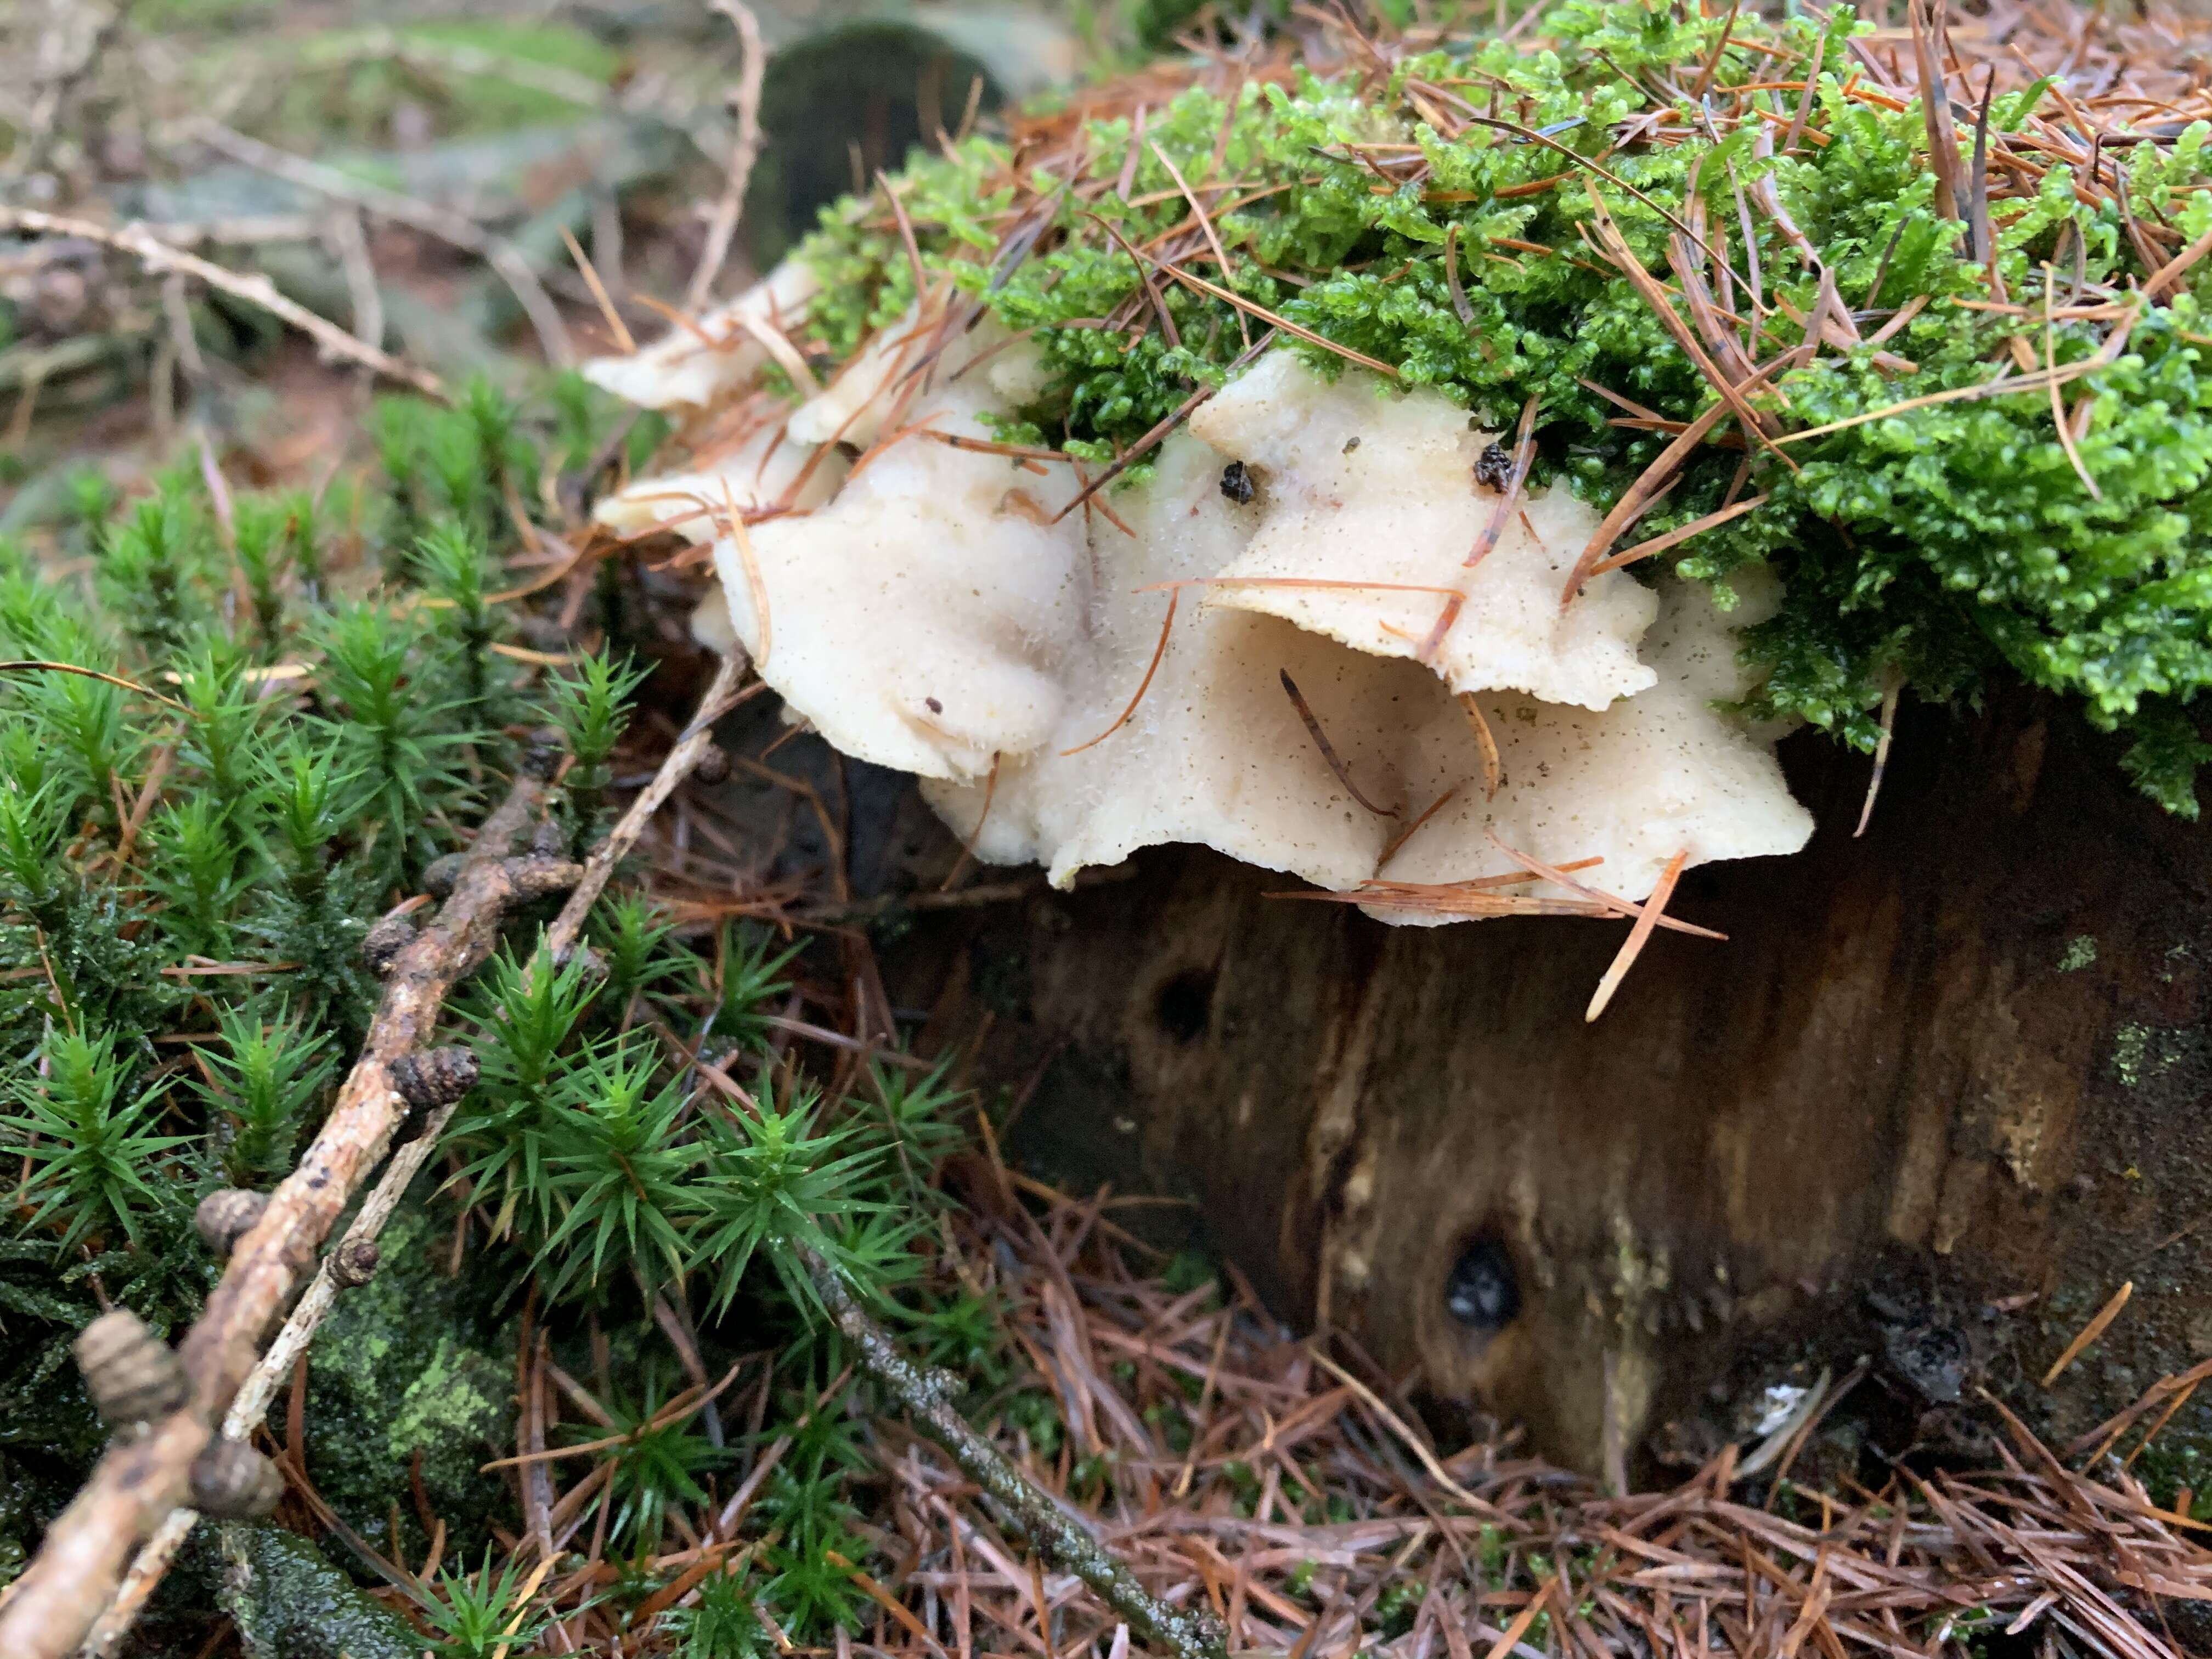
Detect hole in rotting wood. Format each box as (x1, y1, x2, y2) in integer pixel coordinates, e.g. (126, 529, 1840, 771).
(1444, 1234, 1521, 1332)
(1153, 967, 1216, 1044)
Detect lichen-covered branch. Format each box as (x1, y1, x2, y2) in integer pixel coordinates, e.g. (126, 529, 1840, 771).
(75, 664, 749, 1654)
(77, 1090, 481, 1657)
(806, 1252, 1228, 1659)
(0, 765, 554, 1659)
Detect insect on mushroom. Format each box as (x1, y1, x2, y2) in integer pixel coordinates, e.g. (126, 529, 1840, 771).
(1473, 441, 1514, 491)
(1218, 460, 1255, 505)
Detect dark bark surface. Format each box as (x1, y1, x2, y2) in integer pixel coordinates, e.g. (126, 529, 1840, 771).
(877, 691, 2212, 1475)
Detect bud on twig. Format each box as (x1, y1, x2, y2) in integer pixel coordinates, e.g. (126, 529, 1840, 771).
(421, 852, 468, 899)
(362, 910, 417, 975)
(188, 1439, 282, 1520)
(389, 1046, 479, 1111)
(503, 853, 584, 901)
(77, 1311, 188, 1432)
(328, 1238, 380, 1289)
(194, 1189, 269, 1257)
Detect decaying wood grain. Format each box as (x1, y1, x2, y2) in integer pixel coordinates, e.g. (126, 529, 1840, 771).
(878, 692, 2212, 1472)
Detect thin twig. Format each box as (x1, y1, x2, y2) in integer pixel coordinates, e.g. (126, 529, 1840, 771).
(550, 652, 756, 961)
(0, 207, 444, 397)
(4, 766, 558, 1659)
(806, 1253, 1227, 1659)
(685, 0, 769, 313)
(193, 120, 574, 368)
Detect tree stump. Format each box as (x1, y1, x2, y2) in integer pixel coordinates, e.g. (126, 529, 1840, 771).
(877, 692, 2212, 1475)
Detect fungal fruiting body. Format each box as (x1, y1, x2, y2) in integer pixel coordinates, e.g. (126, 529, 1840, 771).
(1186, 349, 1658, 712)
(590, 275, 1814, 923)
(585, 258, 821, 413)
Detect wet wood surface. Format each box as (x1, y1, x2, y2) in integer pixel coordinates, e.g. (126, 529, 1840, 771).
(878, 692, 2212, 1472)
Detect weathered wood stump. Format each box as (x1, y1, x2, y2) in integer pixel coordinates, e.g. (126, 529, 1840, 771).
(876, 691, 2212, 1475)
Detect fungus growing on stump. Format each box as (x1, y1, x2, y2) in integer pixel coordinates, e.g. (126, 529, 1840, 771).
(591, 279, 1812, 936)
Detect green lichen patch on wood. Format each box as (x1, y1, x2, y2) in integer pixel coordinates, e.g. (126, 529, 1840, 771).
(220, 1523, 422, 1659)
(302, 1205, 518, 1565)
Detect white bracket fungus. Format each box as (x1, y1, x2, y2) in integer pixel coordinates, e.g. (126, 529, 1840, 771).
(1188, 351, 1658, 712)
(590, 285, 1815, 926)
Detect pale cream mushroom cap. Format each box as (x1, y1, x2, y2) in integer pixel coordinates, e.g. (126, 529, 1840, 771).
(591, 302, 1819, 924)
(1369, 568, 1814, 920)
(581, 257, 821, 411)
(691, 586, 740, 656)
(922, 431, 1436, 890)
(706, 313, 1091, 783)
(591, 409, 845, 539)
(1188, 351, 1658, 712)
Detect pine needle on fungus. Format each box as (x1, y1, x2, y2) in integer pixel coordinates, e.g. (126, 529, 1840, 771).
(1280, 668, 1398, 819)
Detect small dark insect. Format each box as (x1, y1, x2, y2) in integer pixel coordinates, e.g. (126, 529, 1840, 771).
(1473, 441, 1514, 491)
(926, 697, 944, 715)
(1443, 1238, 1521, 1331)
(1219, 460, 1255, 505)
(1342, 436, 1362, 454)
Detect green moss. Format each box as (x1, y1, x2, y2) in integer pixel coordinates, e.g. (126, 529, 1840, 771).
(2136, 1432, 2212, 1521)
(2059, 935, 2098, 973)
(783, 0, 2212, 811)
(2114, 1023, 2152, 1086)
(303, 1204, 517, 1564)
(221, 1525, 421, 1659)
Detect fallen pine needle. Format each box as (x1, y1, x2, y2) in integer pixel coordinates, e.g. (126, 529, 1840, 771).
(2046, 266, 2102, 501)
(1137, 576, 1465, 598)
(1280, 668, 1397, 817)
(0, 659, 190, 713)
(1480, 1590, 1549, 1659)
(2044, 1281, 2134, 1387)
(1855, 680, 1900, 838)
(1308, 1350, 1492, 1515)
(715, 478, 772, 672)
(941, 753, 1002, 892)
(1586, 493, 1770, 579)
(1378, 784, 1462, 866)
(1459, 692, 1502, 800)
(561, 224, 634, 354)
(1419, 392, 1541, 660)
(1586, 848, 1688, 1022)
(1062, 591, 1177, 755)
(1485, 831, 1726, 940)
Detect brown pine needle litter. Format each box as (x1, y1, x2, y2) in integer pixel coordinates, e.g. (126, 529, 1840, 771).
(1584, 847, 1689, 1022)
(432, 1161, 2209, 1657)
